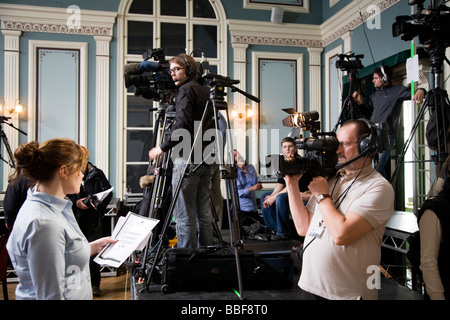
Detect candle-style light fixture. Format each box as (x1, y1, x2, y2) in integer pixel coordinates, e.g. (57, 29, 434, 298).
(231, 104, 255, 119)
(0, 98, 23, 115)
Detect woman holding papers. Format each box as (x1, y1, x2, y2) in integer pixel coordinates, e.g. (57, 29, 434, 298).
(68, 161, 113, 297)
(6, 138, 117, 300)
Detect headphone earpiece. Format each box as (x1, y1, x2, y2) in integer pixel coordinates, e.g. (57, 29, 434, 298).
(358, 118, 378, 156)
(380, 65, 389, 83)
(180, 54, 194, 78)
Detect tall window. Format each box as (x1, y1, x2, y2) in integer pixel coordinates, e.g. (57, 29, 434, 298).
(124, 0, 223, 193)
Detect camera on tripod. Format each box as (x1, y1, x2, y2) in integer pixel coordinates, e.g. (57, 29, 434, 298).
(335, 53, 364, 71)
(124, 48, 177, 100)
(392, 0, 450, 48)
(278, 109, 339, 178)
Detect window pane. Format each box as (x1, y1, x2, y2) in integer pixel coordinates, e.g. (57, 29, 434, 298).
(127, 95, 154, 127)
(127, 164, 149, 193)
(194, 0, 216, 18)
(161, 23, 186, 57)
(128, 21, 154, 55)
(127, 129, 154, 162)
(161, 0, 186, 16)
(208, 65, 217, 74)
(129, 0, 153, 15)
(193, 25, 217, 58)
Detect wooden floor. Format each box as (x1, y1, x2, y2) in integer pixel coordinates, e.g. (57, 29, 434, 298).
(1, 269, 131, 300)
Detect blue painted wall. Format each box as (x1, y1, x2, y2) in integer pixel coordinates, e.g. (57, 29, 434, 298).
(0, 0, 421, 191)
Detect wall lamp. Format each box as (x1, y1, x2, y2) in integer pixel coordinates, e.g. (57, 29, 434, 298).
(231, 104, 255, 119)
(0, 98, 23, 115)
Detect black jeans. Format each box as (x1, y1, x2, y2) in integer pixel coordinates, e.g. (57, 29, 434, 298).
(298, 288, 328, 300)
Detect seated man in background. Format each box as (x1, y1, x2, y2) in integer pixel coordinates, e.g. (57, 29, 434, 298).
(234, 149, 263, 231)
(261, 137, 312, 241)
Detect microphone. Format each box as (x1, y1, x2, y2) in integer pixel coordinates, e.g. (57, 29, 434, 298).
(200, 52, 210, 76)
(335, 147, 370, 170)
(173, 76, 188, 83)
(124, 61, 159, 75)
(124, 62, 143, 75)
(139, 175, 155, 188)
(140, 60, 159, 72)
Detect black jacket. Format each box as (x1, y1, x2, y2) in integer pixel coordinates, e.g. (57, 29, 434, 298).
(67, 162, 112, 239)
(159, 79, 214, 160)
(359, 84, 411, 138)
(3, 174, 31, 229)
(418, 178, 450, 299)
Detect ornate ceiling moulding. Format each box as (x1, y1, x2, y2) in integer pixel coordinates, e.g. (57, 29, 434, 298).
(230, 0, 401, 49)
(1, 20, 113, 37)
(0, 4, 116, 37)
(231, 34, 323, 48)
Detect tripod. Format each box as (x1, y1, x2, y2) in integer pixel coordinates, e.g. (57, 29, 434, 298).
(0, 116, 27, 168)
(139, 75, 258, 300)
(390, 46, 449, 188)
(135, 99, 177, 282)
(333, 68, 362, 132)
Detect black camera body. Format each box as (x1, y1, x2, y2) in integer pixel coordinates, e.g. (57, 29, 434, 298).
(124, 48, 177, 101)
(278, 134, 339, 178)
(335, 53, 364, 71)
(278, 109, 340, 178)
(83, 194, 101, 208)
(392, 1, 450, 49)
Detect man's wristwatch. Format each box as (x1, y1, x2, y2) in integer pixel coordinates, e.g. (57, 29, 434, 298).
(316, 193, 331, 204)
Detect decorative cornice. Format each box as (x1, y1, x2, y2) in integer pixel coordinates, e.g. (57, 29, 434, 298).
(228, 19, 323, 48)
(230, 0, 401, 49)
(0, 0, 401, 47)
(1, 20, 113, 37)
(231, 35, 324, 48)
(0, 3, 116, 37)
(321, 0, 401, 47)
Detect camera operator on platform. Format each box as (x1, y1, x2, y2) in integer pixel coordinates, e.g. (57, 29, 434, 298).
(148, 53, 214, 248)
(284, 119, 394, 300)
(352, 65, 426, 179)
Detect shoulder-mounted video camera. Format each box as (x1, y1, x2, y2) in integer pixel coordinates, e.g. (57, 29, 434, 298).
(277, 109, 339, 178)
(124, 48, 177, 101)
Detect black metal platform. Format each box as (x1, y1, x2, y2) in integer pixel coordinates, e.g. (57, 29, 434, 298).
(131, 230, 424, 302)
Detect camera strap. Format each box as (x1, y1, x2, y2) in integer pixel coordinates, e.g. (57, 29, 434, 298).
(331, 155, 368, 210)
(302, 157, 368, 254)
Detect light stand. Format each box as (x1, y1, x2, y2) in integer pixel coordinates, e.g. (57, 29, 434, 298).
(0, 116, 27, 168)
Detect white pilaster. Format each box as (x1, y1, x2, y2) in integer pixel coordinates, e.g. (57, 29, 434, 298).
(231, 43, 248, 156)
(94, 36, 111, 176)
(2, 30, 22, 188)
(341, 31, 353, 55)
(308, 47, 323, 114)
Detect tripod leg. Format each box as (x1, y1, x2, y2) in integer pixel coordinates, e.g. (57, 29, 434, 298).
(210, 197, 225, 246)
(224, 177, 245, 299)
(0, 128, 15, 167)
(390, 98, 429, 183)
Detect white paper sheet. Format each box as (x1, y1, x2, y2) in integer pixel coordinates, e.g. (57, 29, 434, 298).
(94, 212, 159, 268)
(406, 55, 420, 84)
(94, 186, 114, 202)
